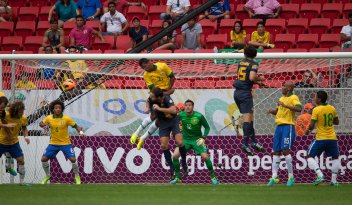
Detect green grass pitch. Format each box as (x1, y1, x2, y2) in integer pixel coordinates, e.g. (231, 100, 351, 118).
(0, 184, 351, 205)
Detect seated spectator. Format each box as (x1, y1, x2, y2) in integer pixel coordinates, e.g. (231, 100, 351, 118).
(103, 0, 146, 13)
(49, 0, 78, 27)
(341, 13, 352, 50)
(244, 0, 281, 22)
(160, 0, 190, 21)
(0, 0, 12, 22)
(100, 1, 129, 48)
(295, 69, 317, 88)
(155, 20, 177, 51)
(248, 21, 274, 50)
(77, 0, 102, 20)
(128, 17, 149, 51)
(228, 21, 246, 49)
(70, 15, 105, 52)
(39, 19, 66, 53)
(15, 73, 37, 90)
(181, 18, 203, 50)
(37, 46, 62, 80)
(199, 0, 230, 22)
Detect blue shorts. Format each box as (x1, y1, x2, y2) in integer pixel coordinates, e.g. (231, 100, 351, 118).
(0, 143, 24, 158)
(273, 125, 296, 152)
(233, 90, 253, 114)
(43, 144, 76, 159)
(307, 140, 339, 158)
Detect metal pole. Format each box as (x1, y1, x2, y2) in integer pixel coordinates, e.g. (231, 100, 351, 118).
(10, 50, 16, 101)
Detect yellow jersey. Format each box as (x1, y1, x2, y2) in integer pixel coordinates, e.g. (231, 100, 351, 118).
(230, 30, 246, 44)
(311, 104, 337, 140)
(275, 94, 301, 125)
(143, 62, 173, 90)
(60, 60, 88, 79)
(15, 81, 37, 89)
(42, 114, 77, 145)
(0, 112, 27, 145)
(251, 31, 270, 44)
(0, 92, 5, 97)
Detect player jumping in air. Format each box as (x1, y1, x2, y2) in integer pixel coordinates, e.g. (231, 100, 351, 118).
(305, 91, 340, 186)
(267, 82, 302, 186)
(130, 58, 175, 150)
(170, 99, 218, 185)
(233, 46, 265, 155)
(149, 87, 187, 179)
(40, 100, 85, 184)
(0, 99, 30, 185)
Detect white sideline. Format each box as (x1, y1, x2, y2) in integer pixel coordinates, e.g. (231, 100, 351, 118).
(0, 52, 351, 60)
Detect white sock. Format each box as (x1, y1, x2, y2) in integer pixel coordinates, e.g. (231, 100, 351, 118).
(141, 121, 158, 140)
(331, 159, 339, 183)
(42, 161, 50, 177)
(272, 155, 280, 179)
(307, 157, 323, 178)
(5, 153, 11, 170)
(135, 117, 153, 135)
(72, 162, 79, 177)
(285, 154, 294, 179)
(18, 164, 25, 184)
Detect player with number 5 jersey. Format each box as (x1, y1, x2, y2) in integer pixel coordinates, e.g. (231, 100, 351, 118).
(39, 100, 85, 185)
(233, 46, 265, 156)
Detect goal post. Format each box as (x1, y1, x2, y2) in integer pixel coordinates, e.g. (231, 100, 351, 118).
(0, 52, 351, 184)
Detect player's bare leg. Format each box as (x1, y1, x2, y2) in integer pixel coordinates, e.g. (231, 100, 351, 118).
(137, 118, 159, 150)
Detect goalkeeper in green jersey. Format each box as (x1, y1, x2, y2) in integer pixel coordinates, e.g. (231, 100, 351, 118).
(170, 99, 218, 185)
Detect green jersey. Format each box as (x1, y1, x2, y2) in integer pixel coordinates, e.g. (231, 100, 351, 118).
(179, 111, 210, 141)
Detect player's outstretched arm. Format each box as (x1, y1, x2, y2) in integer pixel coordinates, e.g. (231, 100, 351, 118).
(268, 108, 278, 115)
(249, 71, 265, 84)
(305, 120, 316, 135)
(278, 101, 302, 112)
(153, 104, 177, 115)
(74, 125, 85, 136)
(22, 126, 30, 144)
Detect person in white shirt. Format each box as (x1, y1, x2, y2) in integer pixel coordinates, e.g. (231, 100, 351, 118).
(160, 0, 191, 21)
(341, 13, 352, 49)
(100, 1, 128, 48)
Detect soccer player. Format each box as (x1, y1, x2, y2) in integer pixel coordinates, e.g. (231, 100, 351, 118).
(267, 82, 302, 186)
(170, 99, 218, 185)
(233, 46, 265, 155)
(0, 100, 30, 185)
(149, 87, 187, 179)
(130, 58, 175, 150)
(40, 100, 85, 184)
(305, 91, 340, 186)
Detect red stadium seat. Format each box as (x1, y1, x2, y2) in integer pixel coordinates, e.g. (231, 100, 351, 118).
(18, 7, 39, 21)
(103, 80, 124, 89)
(193, 80, 215, 88)
(126, 6, 147, 20)
(299, 4, 321, 20)
(206, 34, 227, 49)
(104, 49, 125, 53)
(148, 5, 166, 20)
(1, 36, 23, 51)
(36, 21, 51, 36)
(38, 6, 52, 21)
(334, 0, 350, 3)
(219, 19, 240, 36)
(243, 19, 261, 36)
(343, 4, 352, 18)
(309, 48, 330, 52)
(296, 34, 318, 49)
(86, 21, 100, 31)
(274, 34, 296, 51)
(30, 0, 48, 6)
(174, 79, 191, 89)
(14, 21, 36, 38)
(286, 18, 308, 36)
(92, 36, 115, 51)
(36, 80, 56, 89)
(8, 1, 28, 7)
(15, 51, 34, 54)
(0, 22, 14, 37)
(63, 21, 76, 35)
(124, 79, 146, 89)
(151, 50, 172, 53)
(196, 49, 215, 53)
(235, 4, 249, 20)
(308, 18, 330, 36)
(320, 34, 341, 48)
(149, 20, 163, 35)
(23, 36, 43, 53)
(321, 3, 343, 20)
(287, 48, 308, 52)
(280, 4, 299, 20)
(265, 19, 286, 37)
(115, 35, 131, 52)
(141, 0, 159, 7)
(310, 0, 329, 3)
(263, 48, 284, 53)
(290, 0, 306, 4)
(174, 50, 194, 53)
(331, 19, 348, 34)
(83, 50, 103, 54)
(198, 19, 217, 38)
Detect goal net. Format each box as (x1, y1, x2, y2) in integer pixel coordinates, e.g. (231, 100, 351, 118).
(0, 52, 351, 184)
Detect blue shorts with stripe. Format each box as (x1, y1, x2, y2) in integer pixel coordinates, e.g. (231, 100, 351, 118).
(43, 144, 76, 159)
(0, 143, 24, 158)
(273, 124, 296, 152)
(307, 140, 339, 158)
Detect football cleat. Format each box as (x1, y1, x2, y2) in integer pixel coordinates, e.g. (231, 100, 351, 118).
(6, 168, 17, 176)
(313, 176, 325, 186)
(252, 143, 265, 152)
(130, 133, 139, 144)
(267, 178, 279, 186)
(242, 145, 253, 156)
(211, 177, 219, 185)
(286, 178, 295, 187)
(41, 176, 51, 184)
(170, 177, 181, 184)
(75, 176, 81, 185)
(137, 138, 145, 150)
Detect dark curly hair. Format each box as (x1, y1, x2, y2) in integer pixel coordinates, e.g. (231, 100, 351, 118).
(49, 100, 65, 114)
(9, 101, 25, 118)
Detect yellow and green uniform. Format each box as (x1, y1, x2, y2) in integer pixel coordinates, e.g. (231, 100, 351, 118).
(42, 114, 77, 145)
(0, 112, 27, 145)
(275, 94, 302, 125)
(143, 62, 174, 90)
(251, 31, 270, 44)
(311, 103, 337, 140)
